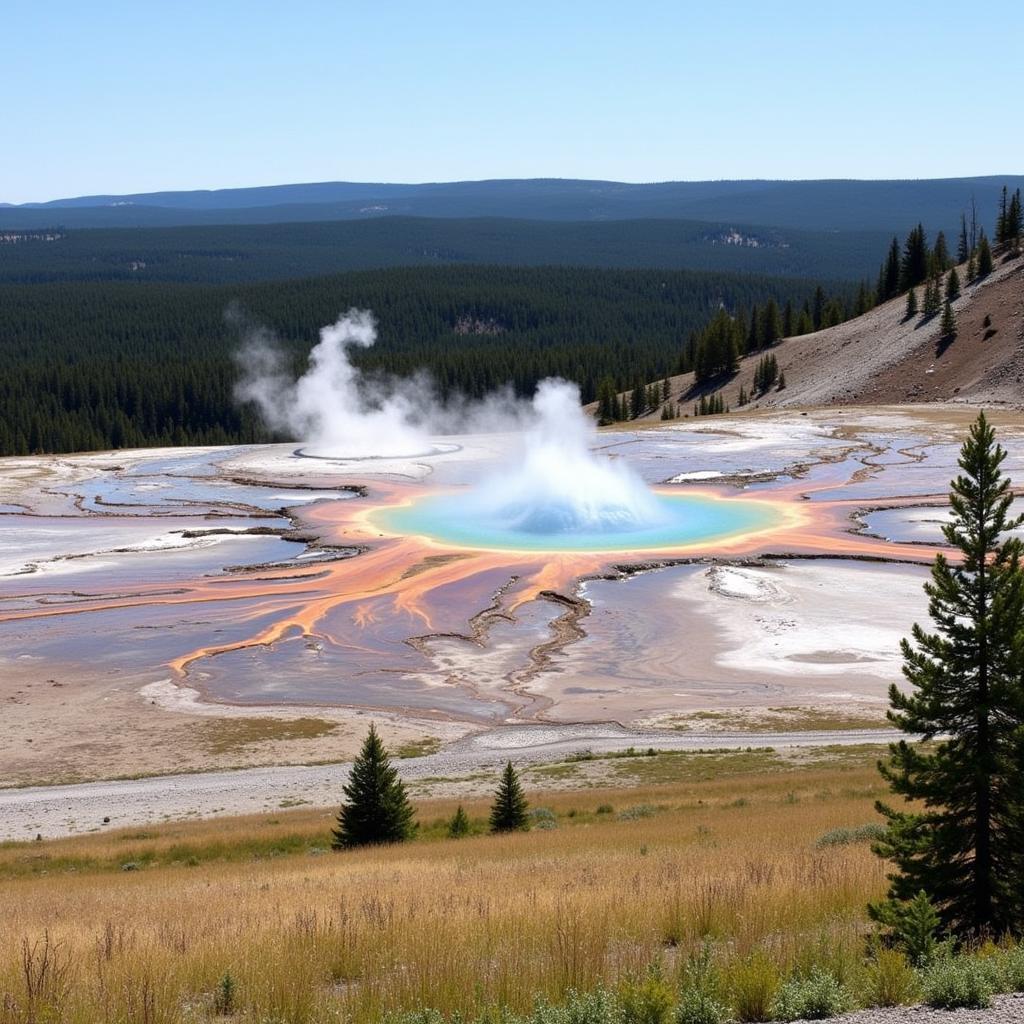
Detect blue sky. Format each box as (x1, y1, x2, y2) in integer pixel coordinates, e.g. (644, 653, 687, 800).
(3, 0, 1022, 203)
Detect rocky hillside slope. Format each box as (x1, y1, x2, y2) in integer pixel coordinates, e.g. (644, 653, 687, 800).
(625, 248, 1023, 417)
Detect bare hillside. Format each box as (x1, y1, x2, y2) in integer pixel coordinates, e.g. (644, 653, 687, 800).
(613, 250, 1023, 419)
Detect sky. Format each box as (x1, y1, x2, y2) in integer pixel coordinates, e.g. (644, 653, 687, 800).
(3, 0, 1022, 204)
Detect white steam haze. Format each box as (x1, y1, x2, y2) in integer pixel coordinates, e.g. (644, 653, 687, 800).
(235, 309, 663, 532)
(462, 379, 667, 533)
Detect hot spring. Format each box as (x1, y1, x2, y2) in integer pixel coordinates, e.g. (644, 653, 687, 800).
(372, 489, 785, 553)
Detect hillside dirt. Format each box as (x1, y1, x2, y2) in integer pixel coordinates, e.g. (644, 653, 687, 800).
(602, 249, 1023, 418)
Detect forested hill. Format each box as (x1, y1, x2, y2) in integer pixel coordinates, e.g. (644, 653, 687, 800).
(0, 265, 851, 455)
(6, 176, 1022, 235)
(0, 217, 888, 284)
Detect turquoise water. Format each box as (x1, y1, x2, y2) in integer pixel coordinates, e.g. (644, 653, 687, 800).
(374, 491, 783, 553)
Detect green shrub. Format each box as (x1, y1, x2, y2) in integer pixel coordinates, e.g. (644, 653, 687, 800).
(619, 964, 674, 1024)
(815, 823, 885, 848)
(770, 967, 851, 1021)
(921, 954, 994, 1010)
(618, 805, 657, 822)
(992, 944, 1024, 992)
(675, 988, 727, 1024)
(529, 989, 621, 1024)
(676, 946, 727, 1024)
(529, 808, 558, 831)
(213, 971, 236, 1015)
(596, 804, 614, 815)
(864, 947, 919, 1007)
(729, 951, 780, 1022)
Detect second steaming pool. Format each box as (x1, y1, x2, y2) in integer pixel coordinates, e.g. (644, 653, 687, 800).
(371, 490, 790, 553)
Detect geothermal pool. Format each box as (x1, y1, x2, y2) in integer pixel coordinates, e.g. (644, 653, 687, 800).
(373, 489, 789, 553)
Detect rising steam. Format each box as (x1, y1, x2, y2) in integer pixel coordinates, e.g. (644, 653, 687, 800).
(235, 309, 430, 458)
(235, 309, 664, 532)
(461, 379, 666, 533)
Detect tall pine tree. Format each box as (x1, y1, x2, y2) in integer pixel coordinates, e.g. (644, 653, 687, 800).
(871, 414, 1024, 937)
(489, 761, 530, 833)
(332, 724, 417, 848)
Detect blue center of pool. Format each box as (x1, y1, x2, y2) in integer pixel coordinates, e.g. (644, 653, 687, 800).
(374, 491, 783, 552)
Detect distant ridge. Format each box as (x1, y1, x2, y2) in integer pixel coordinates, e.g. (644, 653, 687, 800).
(4, 176, 1023, 234)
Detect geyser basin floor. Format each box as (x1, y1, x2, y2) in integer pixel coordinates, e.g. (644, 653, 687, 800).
(371, 489, 790, 553)
(2, 407, 1023, 794)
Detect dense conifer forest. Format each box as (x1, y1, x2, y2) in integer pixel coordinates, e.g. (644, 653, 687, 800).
(0, 265, 849, 455)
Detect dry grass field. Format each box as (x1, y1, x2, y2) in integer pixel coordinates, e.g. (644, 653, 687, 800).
(0, 746, 906, 1023)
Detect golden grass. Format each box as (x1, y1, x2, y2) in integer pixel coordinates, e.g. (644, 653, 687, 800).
(0, 755, 893, 1023)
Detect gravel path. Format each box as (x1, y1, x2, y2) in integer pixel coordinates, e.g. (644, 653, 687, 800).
(0, 724, 896, 840)
(820, 992, 1024, 1022)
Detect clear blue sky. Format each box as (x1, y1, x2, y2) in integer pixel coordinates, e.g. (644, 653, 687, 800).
(3, 0, 1021, 203)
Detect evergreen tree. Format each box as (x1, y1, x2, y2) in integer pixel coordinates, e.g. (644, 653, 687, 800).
(777, 369, 786, 390)
(957, 214, 970, 264)
(939, 300, 957, 340)
(661, 376, 671, 402)
(945, 268, 961, 301)
(630, 380, 646, 420)
(1007, 189, 1022, 249)
(996, 186, 1009, 243)
(977, 232, 993, 276)
(931, 231, 950, 273)
(332, 724, 417, 849)
(812, 286, 825, 331)
(871, 414, 1024, 937)
(905, 288, 918, 320)
(883, 236, 902, 301)
(489, 762, 529, 833)
(447, 805, 471, 838)
(596, 377, 617, 425)
(967, 252, 977, 282)
(900, 224, 930, 291)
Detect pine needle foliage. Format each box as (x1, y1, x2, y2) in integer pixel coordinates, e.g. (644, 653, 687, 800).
(871, 413, 1024, 937)
(332, 724, 417, 849)
(489, 761, 530, 833)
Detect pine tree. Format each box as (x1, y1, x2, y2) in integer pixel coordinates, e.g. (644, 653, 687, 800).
(883, 236, 901, 301)
(871, 413, 1024, 937)
(977, 232, 993, 277)
(489, 762, 529, 833)
(596, 377, 617, 425)
(940, 300, 957, 340)
(900, 224, 930, 291)
(777, 369, 786, 390)
(945, 268, 961, 301)
(662, 377, 671, 402)
(905, 288, 919, 320)
(932, 231, 949, 273)
(447, 805, 470, 838)
(332, 724, 417, 848)
(957, 214, 970, 264)
(967, 252, 977, 282)
(630, 381, 646, 420)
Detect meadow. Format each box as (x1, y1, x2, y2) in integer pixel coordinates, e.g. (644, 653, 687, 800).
(0, 747, 902, 1023)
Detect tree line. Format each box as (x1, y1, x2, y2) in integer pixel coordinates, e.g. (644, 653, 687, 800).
(0, 265, 840, 456)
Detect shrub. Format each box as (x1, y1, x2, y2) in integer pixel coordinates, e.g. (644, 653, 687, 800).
(729, 951, 780, 1022)
(447, 805, 471, 838)
(815, 823, 885, 848)
(529, 808, 558, 831)
(676, 945, 727, 1024)
(213, 971, 236, 1015)
(870, 890, 940, 967)
(991, 944, 1024, 991)
(618, 805, 657, 822)
(619, 964, 674, 1024)
(675, 988, 727, 1024)
(864, 947, 919, 1007)
(529, 988, 620, 1024)
(920, 954, 994, 1010)
(770, 967, 851, 1021)
(596, 804, 614, 815)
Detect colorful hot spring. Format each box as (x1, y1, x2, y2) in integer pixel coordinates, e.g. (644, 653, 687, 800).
(372, 490, 787, 553)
